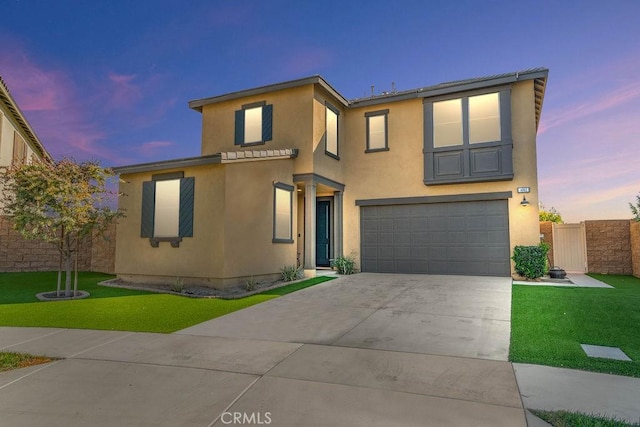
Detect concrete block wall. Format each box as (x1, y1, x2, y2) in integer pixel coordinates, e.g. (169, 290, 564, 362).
(90, 224, 116, 274)
(539, 221, 554, 267)
(584, 220, 632, 275)
(0, 216, 115, 274)
(540, 219, 635, 276)
(631, 221, 640, 278)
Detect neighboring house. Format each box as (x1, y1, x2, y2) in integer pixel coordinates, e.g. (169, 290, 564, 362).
(0, 76, 52, 178)
(113, 68, 548, 288)
(0, 76, 53, 212)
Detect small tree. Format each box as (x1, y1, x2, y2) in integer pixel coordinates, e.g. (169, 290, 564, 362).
(0, 158, 122, 297)
(630, 193, 640, 222)
(539, 202, 563, 223)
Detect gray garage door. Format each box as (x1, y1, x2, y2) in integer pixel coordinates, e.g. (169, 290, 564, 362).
(360, 200, 510, 276)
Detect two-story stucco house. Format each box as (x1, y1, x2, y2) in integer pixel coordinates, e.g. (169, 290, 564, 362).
(113, 68, 548, 288)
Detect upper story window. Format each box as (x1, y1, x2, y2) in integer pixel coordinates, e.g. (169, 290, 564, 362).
(325, 102, 339, 159)
(365, 109, 389, 152)
(424, 89, 512, 185)
(234, 101, 273, 146)
(141, 172, 195, 247)
(468, 92, 501, 143)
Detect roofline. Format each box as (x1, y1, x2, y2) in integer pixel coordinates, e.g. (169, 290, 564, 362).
(0, 76, 53, 162)
(189, 75, 350, 112)
(113, 148, 300, 175)
(349, 68, 549, 107)
(112, 153, 223, 174)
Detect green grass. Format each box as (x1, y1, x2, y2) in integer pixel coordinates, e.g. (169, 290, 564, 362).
(510, 274, 640, 377)
(0, 272, 334, 333)
(0, 351, 55, 372)
(532, 409, 640, 427)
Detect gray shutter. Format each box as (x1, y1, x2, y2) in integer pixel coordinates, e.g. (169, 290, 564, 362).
(141, 181, 155, 237)
(234, 109, 244, 145)
(262, 104, 273, 142)
(179, 177, 195, 237)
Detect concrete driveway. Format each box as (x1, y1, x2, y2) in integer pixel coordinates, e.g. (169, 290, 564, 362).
(0, 273, 524, 426)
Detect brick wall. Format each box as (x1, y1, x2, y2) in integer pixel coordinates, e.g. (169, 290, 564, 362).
(631, 221, 640, 278)
(584, 220, 632, 275)
(539, 221, 554, 267)
(0, 216, 115, 274)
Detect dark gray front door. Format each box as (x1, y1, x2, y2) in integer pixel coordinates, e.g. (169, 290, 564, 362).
(316, 200, 331, 267)
(360, 200, 510, 276)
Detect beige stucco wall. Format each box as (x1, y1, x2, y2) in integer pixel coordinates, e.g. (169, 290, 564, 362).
(200, 84, 316, 175)
(311, 86, 346, 185)
(116, 164, 226, 285)
(221, 159, 298, 279)
(116, 158, 299, 287)
(0, 109, 37, 168)
(340, 80, 541, 270)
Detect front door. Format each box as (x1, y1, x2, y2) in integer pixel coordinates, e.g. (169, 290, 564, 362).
(316, 199, 331, 267)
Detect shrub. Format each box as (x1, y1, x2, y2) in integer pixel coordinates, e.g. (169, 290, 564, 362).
(245, 276, 257, 292)
(171, 277, 184, 293)
(512, 243, 550, 280)
(331, 254, 356, 275)
(280, 265, 302, 282)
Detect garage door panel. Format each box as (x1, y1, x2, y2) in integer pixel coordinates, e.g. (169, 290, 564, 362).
(360, 200, 510, 276)
(394, 233, 411, 245)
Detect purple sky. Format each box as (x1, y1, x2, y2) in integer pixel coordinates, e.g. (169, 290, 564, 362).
(1, 0, 639, 222)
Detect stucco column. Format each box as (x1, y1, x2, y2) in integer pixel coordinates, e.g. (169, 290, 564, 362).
(303, 180, 316, 271)
(333, 190, 343, 259)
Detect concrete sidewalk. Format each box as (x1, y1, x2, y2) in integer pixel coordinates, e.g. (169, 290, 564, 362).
(514, 363, 640, 424)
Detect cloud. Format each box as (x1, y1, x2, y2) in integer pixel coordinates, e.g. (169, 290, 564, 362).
(539, 80, 640, 134)
(280, 47, 334, 76)
(137, 140, 174, 156)
(106, 73, 143, 110)
(0, 44, 117, 160)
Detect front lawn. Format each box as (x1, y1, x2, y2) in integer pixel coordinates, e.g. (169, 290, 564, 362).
(0, 272, 334, 333)
(510, 274, 640, 378)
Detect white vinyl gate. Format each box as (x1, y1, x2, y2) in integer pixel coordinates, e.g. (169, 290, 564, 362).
(552, 223, 587, 272)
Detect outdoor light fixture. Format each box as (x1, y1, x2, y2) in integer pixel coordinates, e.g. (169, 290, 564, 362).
(517, 186, 530, 206)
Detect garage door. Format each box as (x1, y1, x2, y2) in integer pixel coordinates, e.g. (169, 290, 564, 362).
(360, 200, 510, 276)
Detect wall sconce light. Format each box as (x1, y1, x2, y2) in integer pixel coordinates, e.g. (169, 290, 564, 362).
(517, 186, 530, 207)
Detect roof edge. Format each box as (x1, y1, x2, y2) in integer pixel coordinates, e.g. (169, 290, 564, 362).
(349, 68, 549, 107)
(113, 148, 300, 175)
(189, 76, 349, 112)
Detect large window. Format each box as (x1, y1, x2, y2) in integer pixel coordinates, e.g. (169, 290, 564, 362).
(325, 103, 339, 159)
(365, 109, 389, 152)
(153, 179, 180, 237)
(273, 182, 294, 243)
(424, 89, 512, 185)
(234, 101, 273, 146)
(141, 172, 195, 247)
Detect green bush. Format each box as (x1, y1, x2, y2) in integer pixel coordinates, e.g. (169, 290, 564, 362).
(331, 254, 356, 275)
(512, 243, 549, 279)
(280, 265, 303, 282)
